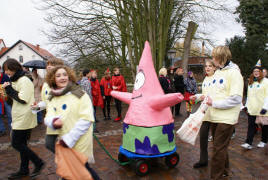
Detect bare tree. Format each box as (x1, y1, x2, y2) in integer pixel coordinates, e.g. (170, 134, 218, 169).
(182, 21, 198, 74)
(39, 0, 231, 81)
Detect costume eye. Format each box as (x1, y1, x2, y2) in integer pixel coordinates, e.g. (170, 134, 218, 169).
(134, 71, 145, 90)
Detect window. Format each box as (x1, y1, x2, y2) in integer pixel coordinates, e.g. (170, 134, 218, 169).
(19, 45, 23, 50)
(19, 55, 23, 63)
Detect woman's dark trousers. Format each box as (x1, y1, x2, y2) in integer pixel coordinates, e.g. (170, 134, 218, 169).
(115, 99, 122, 117)
(11, 129, 43, 173)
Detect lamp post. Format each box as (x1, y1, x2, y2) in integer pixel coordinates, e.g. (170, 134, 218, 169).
(167, 49, 176, 68)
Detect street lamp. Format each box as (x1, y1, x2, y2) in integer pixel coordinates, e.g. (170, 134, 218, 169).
(167, 49, 177, 67)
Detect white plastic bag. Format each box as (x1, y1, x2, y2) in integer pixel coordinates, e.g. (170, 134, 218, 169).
(176, 98, 208, 145)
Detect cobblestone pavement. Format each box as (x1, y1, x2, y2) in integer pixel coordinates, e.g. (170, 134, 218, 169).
(0, 103, 268, 180)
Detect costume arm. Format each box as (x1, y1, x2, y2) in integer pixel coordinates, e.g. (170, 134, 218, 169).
(212, 95, 242, 109)
(5, 85, 26, 104)
(149, 93, 184, 110)
(262, 83, 268, 110)
(111, 91, 132, 104)
(62, 119, 91, 148)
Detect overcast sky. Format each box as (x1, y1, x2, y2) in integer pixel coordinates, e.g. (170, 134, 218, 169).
(0, 0, 245, 56)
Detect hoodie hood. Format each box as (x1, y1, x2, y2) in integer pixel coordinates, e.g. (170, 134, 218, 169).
(221, 61, 240, 72)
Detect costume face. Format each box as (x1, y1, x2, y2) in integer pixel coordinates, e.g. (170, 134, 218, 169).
(55, 68, 69, 88)
(134, 70, 145, 91)
(205, 62, 216, 76)
(253, 69, 261, 78)
(5, 69, 15, 77)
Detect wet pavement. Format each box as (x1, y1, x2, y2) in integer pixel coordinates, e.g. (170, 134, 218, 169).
(0, 102, 268, 180)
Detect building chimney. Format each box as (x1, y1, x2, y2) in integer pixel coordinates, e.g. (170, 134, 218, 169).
(201, 41, 205, 57)
(36, 44, 40, 50)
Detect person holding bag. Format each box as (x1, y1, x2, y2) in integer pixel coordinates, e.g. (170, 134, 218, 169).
(44, 65, 100, 180)
(190, 59, 216, 168)
(241, 60, 268, 150)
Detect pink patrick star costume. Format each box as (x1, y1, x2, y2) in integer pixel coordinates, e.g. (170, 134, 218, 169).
(111, 41, 184, 155)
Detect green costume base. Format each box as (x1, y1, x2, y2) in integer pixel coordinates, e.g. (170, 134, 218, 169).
(122, 123, 175, 155)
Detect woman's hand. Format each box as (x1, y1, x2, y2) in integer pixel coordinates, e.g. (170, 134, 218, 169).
(53, 118, 63, 129)
(112, 86, 118, 90)
(2, 82, 10, 88)
(189, 95, 196, 101)
(31, 102, 40, 110)
(200, 95, 205, 101)
(243, 107, 249, 115)
(206, 96, 213, 106)
(59, 139, 68, 148)
(260, 109, 267, 115)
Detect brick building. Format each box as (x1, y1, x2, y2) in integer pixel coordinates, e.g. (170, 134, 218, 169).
(173, 56, 211, 82)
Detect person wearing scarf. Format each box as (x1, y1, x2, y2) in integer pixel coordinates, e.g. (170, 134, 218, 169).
(241, 62, 268, 150)
(31, 57, 64, 154)
(44, 65, 100, 180)
(2, 58, 44, 179)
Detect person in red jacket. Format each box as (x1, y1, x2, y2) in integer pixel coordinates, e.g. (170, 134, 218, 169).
(100, 69, 112, 120)
(111, 67, 127, 121)
(90, 70, 104, 122)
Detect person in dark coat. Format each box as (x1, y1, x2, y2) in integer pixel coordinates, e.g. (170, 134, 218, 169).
(184, 71, 198, 116)
(173, 67, 185, 116)
(0, 66, 12, 136)
(159, 67, 172, 94)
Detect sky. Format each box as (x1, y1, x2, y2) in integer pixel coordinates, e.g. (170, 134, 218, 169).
(0, 0, 245, 57)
